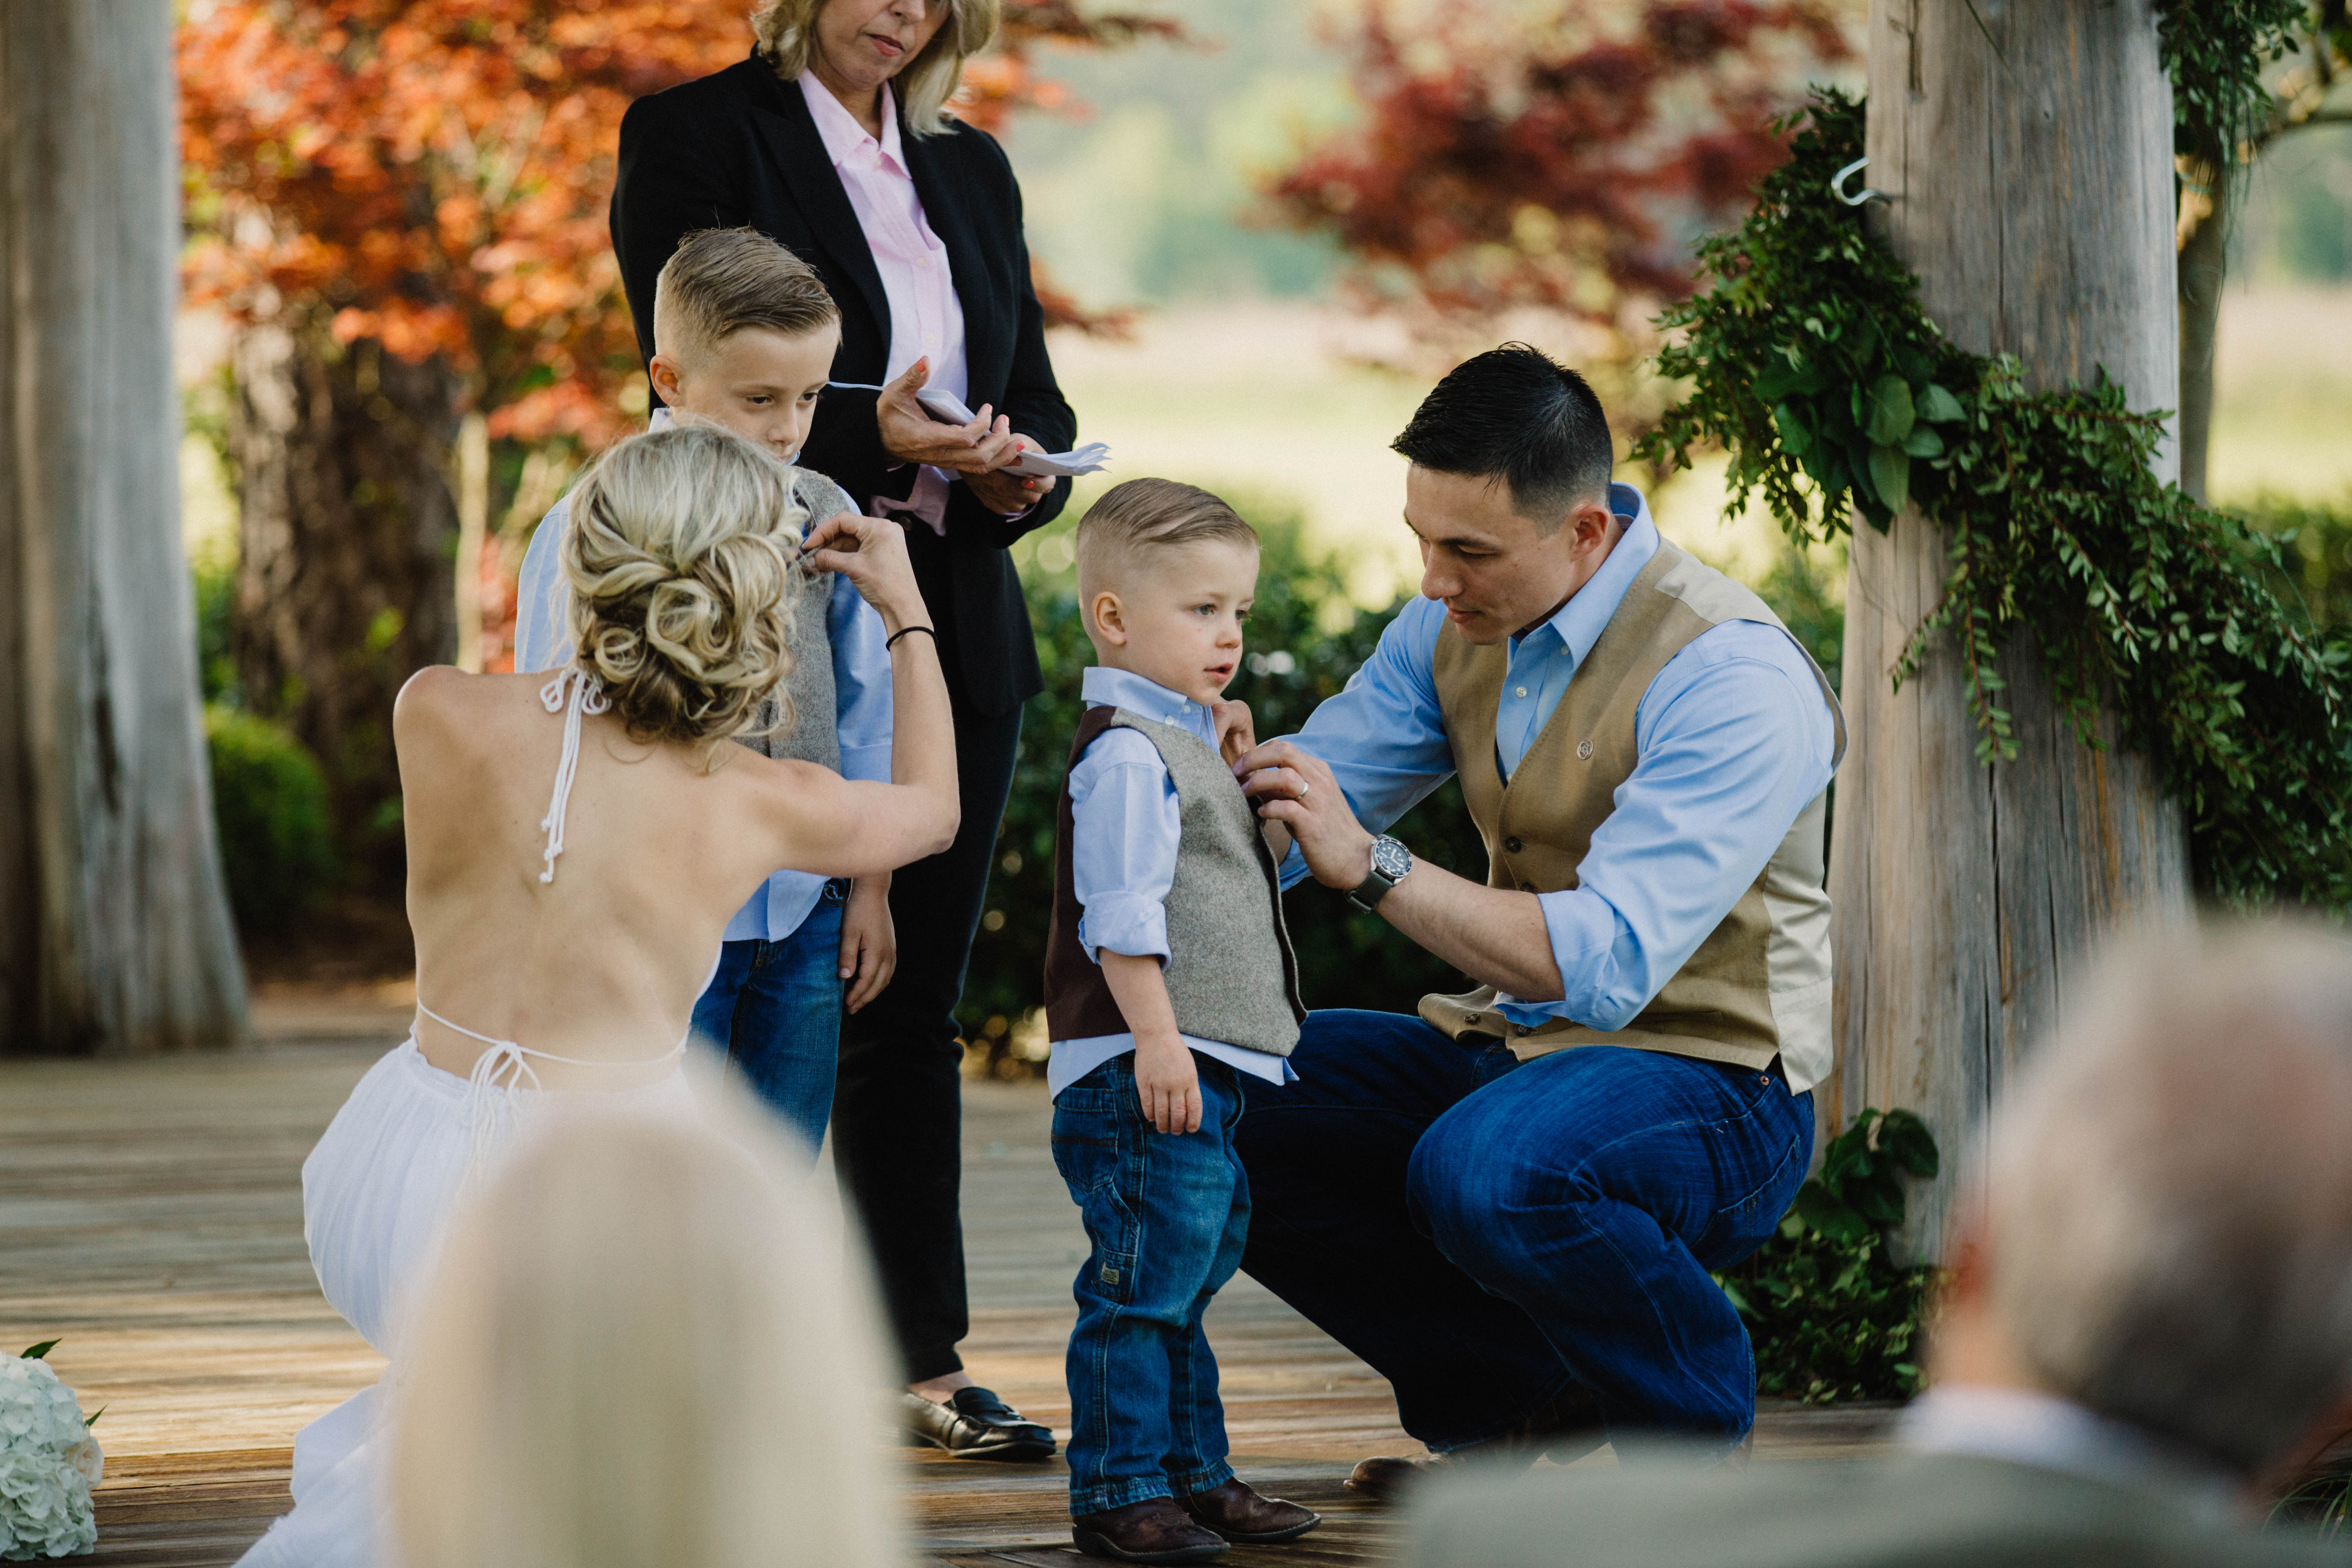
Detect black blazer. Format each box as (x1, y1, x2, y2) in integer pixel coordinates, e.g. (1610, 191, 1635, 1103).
(610, 52, 1075, 717)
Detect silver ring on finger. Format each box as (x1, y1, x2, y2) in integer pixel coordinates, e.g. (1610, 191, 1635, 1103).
(1297, 777, 1310, 797)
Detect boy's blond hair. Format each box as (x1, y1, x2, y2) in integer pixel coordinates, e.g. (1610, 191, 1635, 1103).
(1075, 479, 1258, 606)
(652, 228, 837, 372)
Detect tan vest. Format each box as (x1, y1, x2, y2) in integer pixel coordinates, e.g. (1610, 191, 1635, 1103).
(1420, 537, 1846, 1091)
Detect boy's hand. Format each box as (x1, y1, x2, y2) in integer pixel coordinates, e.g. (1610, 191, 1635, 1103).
(1133, 1033, 1203, 1135)
(1211, 697, 1257, 767)
(839, 874, 897, 1013)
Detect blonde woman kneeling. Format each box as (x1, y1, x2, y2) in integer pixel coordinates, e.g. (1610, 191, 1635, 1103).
(390, 1107, 904, 1568)
(236, 423, 956, 1568)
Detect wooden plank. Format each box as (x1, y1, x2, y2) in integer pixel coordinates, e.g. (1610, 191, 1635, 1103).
(6, 1022, 1897, 1567)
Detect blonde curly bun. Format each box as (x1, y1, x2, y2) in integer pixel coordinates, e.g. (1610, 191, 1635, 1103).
(560, 424, 808, 752)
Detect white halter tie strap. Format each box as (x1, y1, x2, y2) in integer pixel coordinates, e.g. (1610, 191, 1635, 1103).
(415, 667, 686, 1175)
(416, 1001, 690, 1174)
(538, 667, 610, 884)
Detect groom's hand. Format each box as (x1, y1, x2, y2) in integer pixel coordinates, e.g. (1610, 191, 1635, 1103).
(1233, 739, 1374, 891)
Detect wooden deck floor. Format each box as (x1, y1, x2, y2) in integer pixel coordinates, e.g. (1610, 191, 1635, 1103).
(2, 1007, 1897, 1566)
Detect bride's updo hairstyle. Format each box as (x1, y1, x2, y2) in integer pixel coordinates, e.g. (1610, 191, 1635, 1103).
(560, 423, 806, 751)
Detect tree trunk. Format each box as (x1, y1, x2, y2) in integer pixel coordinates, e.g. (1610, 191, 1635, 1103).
(228, 319, 459, 887)
(2176, 135, 2230, 506)
(1827, 0, 2193, 1255)
(0, 0, 248, 1053)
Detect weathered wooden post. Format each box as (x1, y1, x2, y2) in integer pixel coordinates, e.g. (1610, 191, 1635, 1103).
(1827, 0, 2192, 1252)
(0, 0, 249, 1051)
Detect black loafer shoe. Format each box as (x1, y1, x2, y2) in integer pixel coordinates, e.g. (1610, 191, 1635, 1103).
(898, 1386, 1057, 1461)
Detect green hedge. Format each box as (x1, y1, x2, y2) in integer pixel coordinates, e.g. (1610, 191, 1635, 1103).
(205, 704, 336, 935)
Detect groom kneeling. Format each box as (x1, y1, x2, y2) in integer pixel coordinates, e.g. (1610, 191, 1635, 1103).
(1229, 345, 1844, 1494)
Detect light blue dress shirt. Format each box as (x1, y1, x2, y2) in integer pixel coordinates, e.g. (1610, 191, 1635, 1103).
(511, 472, 894, 944)
(1282, 482, 1839, 1035)
(1052, 666, 1302, 1100)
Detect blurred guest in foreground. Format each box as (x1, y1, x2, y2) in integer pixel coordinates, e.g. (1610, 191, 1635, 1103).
(388, 1104, 904, 1568)
(1403, 922, 2352, 1568)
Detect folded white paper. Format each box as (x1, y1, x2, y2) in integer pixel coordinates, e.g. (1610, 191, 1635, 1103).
(830, 381, 1110, 478)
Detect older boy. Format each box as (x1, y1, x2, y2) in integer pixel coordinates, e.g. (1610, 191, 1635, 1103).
(1044, 479, 1321, 1563)
(513, 229, 894, 1158)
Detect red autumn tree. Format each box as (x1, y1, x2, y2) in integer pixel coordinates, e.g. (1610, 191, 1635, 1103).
(178, 0, 1172, 879)
(1268, 0, 1857, 408)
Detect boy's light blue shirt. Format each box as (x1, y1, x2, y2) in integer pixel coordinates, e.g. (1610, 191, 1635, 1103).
(511, 457, 894, 944)
(1051, 665, 1301, 1100)
(1281, 481, 1839, 1036)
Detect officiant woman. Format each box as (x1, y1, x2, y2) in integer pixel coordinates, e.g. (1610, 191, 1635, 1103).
(610, 0, 1075, 1460)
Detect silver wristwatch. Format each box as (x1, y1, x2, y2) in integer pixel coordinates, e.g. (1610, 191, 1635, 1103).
(1347, 835, 1413, 913)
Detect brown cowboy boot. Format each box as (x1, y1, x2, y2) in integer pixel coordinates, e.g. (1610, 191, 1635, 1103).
(1179, 1478, 1322, 1544)
(1071, 1497, 1230, 1564)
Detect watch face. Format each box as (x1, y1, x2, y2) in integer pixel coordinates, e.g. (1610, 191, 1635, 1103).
(1371, 836, 1412, 880)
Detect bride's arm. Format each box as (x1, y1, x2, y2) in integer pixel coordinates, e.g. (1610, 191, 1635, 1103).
(755, 513, 959, 877)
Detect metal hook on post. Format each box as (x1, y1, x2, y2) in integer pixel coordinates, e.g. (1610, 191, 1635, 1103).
(1831, 156, 1889, 206)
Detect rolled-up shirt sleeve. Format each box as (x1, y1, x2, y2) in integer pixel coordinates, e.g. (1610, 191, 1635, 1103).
(1069, 727, 1182, 964)
(1275, 596, 1458, 889)
(512, 496, 572, 675)
(829, 571, 894, 784)
(1496, 621, 1838, 1031)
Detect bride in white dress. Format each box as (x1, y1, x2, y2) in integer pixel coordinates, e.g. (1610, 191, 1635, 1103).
(236, 422, 958, 1568)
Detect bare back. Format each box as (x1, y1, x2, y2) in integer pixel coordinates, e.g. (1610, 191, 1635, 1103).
(395, 668, 867, 1084)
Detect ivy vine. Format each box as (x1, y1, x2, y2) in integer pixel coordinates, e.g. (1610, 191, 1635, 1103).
(1633, 89, 2352, 909)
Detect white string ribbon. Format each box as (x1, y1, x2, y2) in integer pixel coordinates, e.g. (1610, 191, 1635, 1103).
(537, 669, 609, 884)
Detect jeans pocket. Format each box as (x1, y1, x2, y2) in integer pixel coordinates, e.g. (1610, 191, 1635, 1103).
(1052, 1096, 1125, 1198)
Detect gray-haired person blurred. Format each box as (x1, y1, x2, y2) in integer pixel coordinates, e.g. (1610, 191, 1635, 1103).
(1403, 922, 2352, 1568)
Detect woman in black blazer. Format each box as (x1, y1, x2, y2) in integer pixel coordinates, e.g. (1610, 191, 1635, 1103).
(610, 0, 1071, 1461)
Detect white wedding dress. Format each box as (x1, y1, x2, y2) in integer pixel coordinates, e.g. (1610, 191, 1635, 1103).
(237, 670, 710, 1568)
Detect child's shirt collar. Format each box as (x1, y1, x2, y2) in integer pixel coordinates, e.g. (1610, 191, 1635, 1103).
(1081, 666, 1218, 751)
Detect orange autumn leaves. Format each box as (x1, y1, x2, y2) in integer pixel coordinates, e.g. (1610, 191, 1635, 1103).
(181, 0, 750, 445)
(178, 1, 1168, 445)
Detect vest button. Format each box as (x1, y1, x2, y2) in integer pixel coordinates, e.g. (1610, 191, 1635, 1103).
(1577, 739, 1595, 760)
(1503, 835, 1524, 854)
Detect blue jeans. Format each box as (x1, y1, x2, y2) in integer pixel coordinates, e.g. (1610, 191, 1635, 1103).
(1052, 1055, 1250, 1517)
(689, 882, 848, 1155)
(1234, 1011, 1813, 1450)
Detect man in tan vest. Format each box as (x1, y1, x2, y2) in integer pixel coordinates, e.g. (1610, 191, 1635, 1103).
(1227, 344, 1845, 1495)
(1404, 924, 2352, 1568)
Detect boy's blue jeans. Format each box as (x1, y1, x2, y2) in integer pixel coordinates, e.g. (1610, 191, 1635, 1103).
(1234, 1010, 1813, 1451)
(1052, 1054, 1249, 1517)
(689, 880, 849, 1156)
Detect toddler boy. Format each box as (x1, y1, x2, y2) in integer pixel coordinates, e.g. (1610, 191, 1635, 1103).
(514, 227, 892, 1156)
(1045, 478, 1321, 1563)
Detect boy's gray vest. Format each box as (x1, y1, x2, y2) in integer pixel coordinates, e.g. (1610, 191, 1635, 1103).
(736, 470, 856, 771)
(1044, 706, 1305, 1054)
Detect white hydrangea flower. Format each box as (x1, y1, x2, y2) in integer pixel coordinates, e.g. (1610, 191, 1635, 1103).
(0, 1356, 102, 1558)
(0, 1362, 86, 1459)
(0, 1450, 97, 1560)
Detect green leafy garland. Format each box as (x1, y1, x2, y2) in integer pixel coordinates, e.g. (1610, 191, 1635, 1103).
(1632, 89, 2352, 909)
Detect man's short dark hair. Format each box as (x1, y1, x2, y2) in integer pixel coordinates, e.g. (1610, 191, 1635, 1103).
(1390, 343, 1615, 532)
